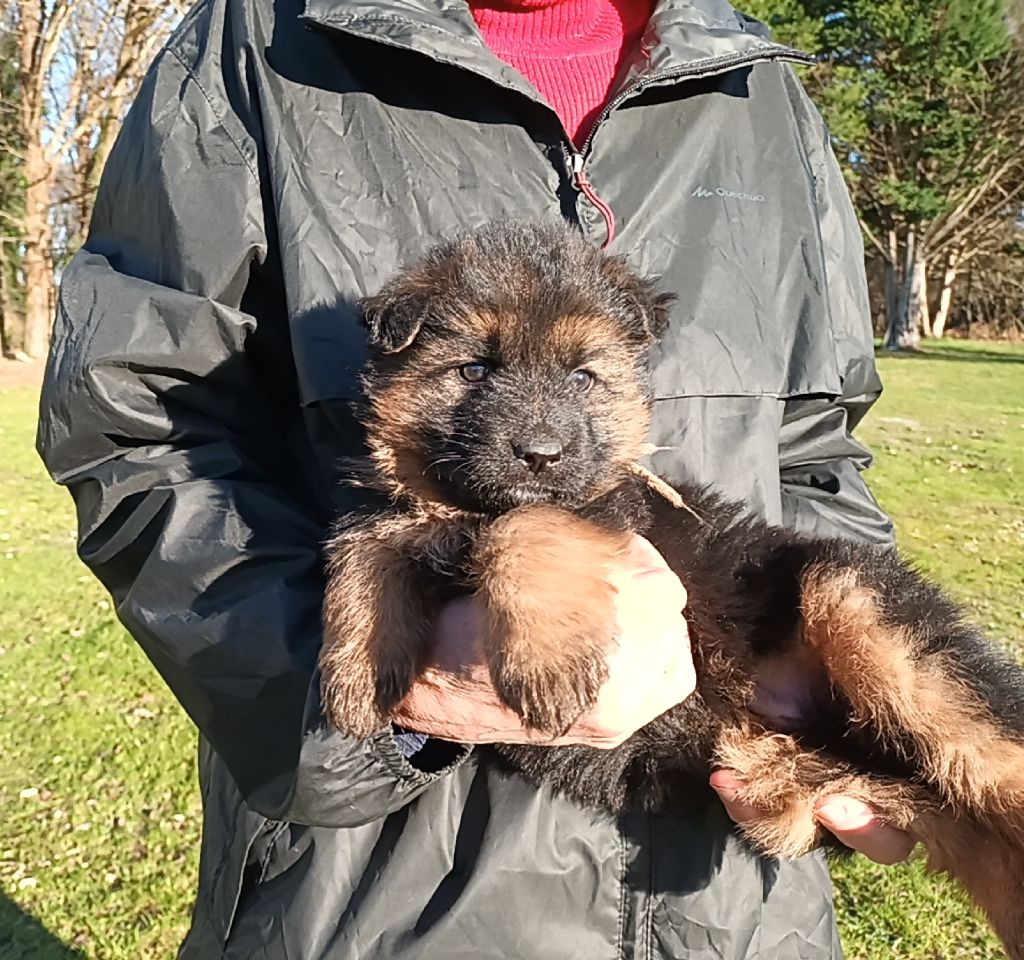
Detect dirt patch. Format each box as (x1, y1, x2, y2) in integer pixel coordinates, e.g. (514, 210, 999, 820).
(0, 357, 44, 391)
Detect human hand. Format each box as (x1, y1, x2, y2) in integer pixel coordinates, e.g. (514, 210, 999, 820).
(709, 769, 916, 865)
(392, 534, 694, 748)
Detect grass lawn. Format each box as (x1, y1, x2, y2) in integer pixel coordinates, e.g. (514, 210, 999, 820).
(1, 338, 1022, 959)
(832, 341, 1024, 960)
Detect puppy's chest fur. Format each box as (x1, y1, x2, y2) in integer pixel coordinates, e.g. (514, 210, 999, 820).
(333, 481, 654, 597)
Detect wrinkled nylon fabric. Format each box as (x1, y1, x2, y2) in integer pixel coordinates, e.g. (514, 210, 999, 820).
(36, 0, 893, 955)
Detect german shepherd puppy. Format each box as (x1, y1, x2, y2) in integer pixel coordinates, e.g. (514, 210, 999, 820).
(319, 220, 1024, 954)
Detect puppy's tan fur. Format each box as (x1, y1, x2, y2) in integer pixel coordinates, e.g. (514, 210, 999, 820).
(470, 506, 632, 732)
(800, 565, 1024, 811)
(321, 509, 475, 736)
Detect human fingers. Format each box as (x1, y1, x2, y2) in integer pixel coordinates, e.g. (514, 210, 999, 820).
(710, 772, 917, 866)
(394, 666, 554, 744)
(814, 796, 916, 865)
(708, 769, 767, 823)
(610, 534, 688, 611)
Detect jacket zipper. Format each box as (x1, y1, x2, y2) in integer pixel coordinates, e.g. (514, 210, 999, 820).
(570, 152, 621, 247)
(567, 45, 815, 249)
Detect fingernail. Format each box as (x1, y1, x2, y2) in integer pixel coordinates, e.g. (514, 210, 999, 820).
(815, 796, 874, 831)
(709, 770, 743, 800)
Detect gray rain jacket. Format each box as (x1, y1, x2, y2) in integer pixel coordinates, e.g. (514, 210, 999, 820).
(37, 0, 894, 954)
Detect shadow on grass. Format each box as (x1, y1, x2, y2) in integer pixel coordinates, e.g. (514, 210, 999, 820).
(0, 892, 86, 959)
(875, 346, 1024, 365)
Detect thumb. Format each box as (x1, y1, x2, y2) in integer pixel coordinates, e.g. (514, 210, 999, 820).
(709, 770, 764, 824)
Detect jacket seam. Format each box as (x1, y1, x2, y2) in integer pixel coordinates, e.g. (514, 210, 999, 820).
(202, 815, 268, 954)
(308, 12, 480, 45)
(644, 818, 654, 960)
(318, 11, 766, 45)
(165, 45, 260, 185)
(781, 68, 843, 390)
(308, 12, 799, 74)
(616, 823, 626, 959)
(257, 821, 290, 882)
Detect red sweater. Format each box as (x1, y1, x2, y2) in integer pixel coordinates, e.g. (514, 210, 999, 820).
(469, 0, 652, 146)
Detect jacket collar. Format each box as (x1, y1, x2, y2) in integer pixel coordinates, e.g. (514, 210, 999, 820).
(299, 0, 810, 119)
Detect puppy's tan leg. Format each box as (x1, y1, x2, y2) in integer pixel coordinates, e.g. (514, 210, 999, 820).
(471, 505, 630, 735)
(320, 536, 435, 738)
(799, 565, 1024, 812)
(913, 810, 1024, 960)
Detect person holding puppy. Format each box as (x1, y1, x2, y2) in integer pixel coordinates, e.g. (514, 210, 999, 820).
(37, 0, 912, 955)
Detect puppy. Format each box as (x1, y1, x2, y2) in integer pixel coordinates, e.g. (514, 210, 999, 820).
(319, 220, 1024, 955)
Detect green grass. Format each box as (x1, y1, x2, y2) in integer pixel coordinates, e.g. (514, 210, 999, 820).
(832, 340, 1024, 960)
(1, 338, 1022, 958)
(0, 389, 200, 958)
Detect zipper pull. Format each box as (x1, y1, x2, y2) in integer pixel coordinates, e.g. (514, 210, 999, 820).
(569, 151, 584, 184)
(568, 151, 616, 250)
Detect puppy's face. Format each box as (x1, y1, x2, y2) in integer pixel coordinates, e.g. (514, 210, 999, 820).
(358, 222, 673, 515)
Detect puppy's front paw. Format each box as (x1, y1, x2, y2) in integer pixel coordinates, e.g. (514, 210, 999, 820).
(491, 640, 610, 735)
(318, 654, 392, 739)
(714, 725, 924, 860)
(319, 635, 419, 739)
(320, 530, 435, 739)
(472, 505, 628, 736)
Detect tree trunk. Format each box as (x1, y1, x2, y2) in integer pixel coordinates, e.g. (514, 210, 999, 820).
(17, 0, 58, 359)
(932, 251, 960, 339)
(914, 257, 931, 337)
(0, 241, 11, 357)
(884, 228, 922, 350)
(22, 141, 54, 359)
(883, 230, 900, 348)
(883, 232, 899, 336)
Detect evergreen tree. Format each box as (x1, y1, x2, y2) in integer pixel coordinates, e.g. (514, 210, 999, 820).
(742, 0, 1024, 347)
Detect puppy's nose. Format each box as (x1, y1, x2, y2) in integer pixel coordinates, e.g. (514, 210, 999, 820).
(512, 438, 563, 474)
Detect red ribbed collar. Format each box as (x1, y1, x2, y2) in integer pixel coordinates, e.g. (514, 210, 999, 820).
(469, 0, 653, 143)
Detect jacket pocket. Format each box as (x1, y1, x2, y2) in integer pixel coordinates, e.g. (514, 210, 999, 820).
(645, 300, 847, 524)
(221, 816, 283, 944)
(648, 296, 842, 403)
(180, 742, 282, 955)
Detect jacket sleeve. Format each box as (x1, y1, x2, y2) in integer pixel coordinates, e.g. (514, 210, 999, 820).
(778, 88, 895, 548)
(36, 42, 467, 828)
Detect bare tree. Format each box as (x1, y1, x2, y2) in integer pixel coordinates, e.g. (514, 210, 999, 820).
(15, 0, 67, 359)
(744, 0, 1024, 348)
(916, 54, 1024, 338)
(59, 0, 185, 251)
(0, 18, 24, 356)
(10, 0, 182, 358)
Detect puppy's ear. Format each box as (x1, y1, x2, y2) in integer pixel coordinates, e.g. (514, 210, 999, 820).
(633, 290, 675, 342)
(601, 257, 675, 343)
(359, 288, 429, 354)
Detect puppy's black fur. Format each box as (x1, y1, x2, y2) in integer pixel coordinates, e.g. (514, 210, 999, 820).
(320, 220, 1024, 955)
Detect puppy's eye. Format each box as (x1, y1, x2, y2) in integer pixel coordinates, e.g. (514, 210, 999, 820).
(459, 362, 491, 383)
(569, 369, 594, 392)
